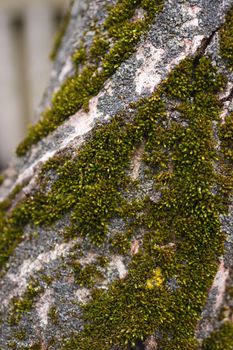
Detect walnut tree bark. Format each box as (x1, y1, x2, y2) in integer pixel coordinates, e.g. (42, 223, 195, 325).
(0, 1, 233, 349)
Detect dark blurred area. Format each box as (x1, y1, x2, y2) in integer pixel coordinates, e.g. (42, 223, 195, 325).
(0, 0, 69, 170)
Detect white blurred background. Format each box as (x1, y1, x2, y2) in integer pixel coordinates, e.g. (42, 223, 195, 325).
(0, 0, 69, 169)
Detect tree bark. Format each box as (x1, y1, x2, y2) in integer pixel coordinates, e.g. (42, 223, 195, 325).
(0, 1, 233, 349)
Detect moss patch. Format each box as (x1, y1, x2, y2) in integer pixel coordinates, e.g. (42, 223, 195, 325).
(1, 49, 232, 347)
(8, 279, 44, 325)
(59, 56, 228, 350)
(16, 0, 164, 156)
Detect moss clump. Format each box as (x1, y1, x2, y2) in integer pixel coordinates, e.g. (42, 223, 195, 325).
(89, 36, 110, 63)
(72, 45, 87, 67)
(201, 322, 233, 350)
(8, 279, 43, 325)
(16, 0, 164, 156)
(75, 263, 104, 288)
(220, 5, 233, 69)
(14, 328, 27, 341)
(48, 305, 60, 325)
(0, 182, 28, 268)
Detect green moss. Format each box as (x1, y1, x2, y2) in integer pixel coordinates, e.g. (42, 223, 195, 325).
(89, 36, 110, 63)
(72, 44, 87, 67)
(56, 57, 228, 349)
(39, 273, 53, 285)
(14, 328, 27, 341)
(109, 232, 132, 254)
(96, 256, 110, 268)
(217, 112, 233, 209)
(23, 344, 41, 350)
(75, 264, 104, 288)
(48, 305, 59, 325)
(220, 5, 233, 69)
(201, 322, 233, 350)
(8, 279, 43, 325)
(16, 0, 164, 156)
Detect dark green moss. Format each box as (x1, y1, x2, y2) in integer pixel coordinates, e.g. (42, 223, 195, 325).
(201, 322, 233, 350)
(220, 5, 233, 69)
(16, 0, 164, 156)
(217, 112, 233, 209)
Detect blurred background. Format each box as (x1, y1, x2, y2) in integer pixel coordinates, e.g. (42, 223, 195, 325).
(0, 0, 69, 169)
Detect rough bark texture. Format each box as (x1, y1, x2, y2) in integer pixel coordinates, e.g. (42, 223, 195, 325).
(0, 1, 233, 349)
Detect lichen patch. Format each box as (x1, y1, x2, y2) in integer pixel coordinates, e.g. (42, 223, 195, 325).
(135, 45, 164, 95)
(211, 260, 229, 312)
(36, 288, 55, 328)
(4, 241, 76, 306)
(75, 288, 91, 304)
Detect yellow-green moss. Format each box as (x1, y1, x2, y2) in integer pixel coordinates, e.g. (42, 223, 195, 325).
(220, 5, 233, 69)
(16, 0, 164, 156)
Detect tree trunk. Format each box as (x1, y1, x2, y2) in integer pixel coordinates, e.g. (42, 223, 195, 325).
(1, 1, 233, 349)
